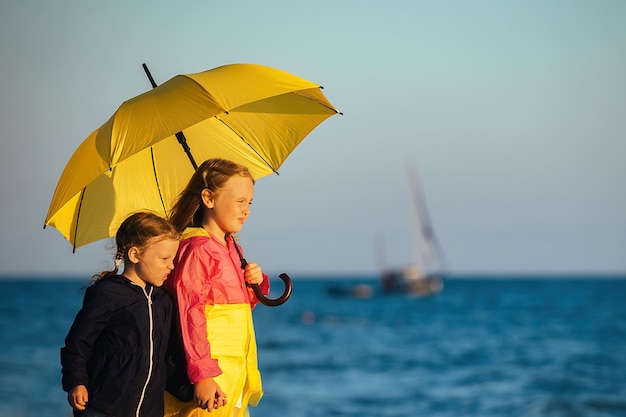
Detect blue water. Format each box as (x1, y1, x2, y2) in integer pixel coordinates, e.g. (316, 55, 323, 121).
(1, 276, 625, 417)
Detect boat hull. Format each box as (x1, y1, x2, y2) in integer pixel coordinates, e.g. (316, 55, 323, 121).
(381, 267, 443, 297)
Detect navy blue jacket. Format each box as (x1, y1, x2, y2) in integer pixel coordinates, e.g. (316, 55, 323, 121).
(61, 275, 173, 417)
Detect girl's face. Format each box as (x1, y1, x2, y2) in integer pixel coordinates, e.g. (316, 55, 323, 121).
(126, 237, 180, 288)
(202, 175, 254, 240)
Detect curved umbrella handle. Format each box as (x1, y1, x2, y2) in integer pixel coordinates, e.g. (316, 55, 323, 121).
(249, 273, 293, 307)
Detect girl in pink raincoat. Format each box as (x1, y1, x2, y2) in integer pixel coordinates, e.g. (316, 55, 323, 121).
(164, 159, 269, 417)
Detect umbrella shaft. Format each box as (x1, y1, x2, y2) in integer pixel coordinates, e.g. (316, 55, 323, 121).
(175, 132, 198, 170)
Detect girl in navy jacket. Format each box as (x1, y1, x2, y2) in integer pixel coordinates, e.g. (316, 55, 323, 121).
(61, 212, 180, 417)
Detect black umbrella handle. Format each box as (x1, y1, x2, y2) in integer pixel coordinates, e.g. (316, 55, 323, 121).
(231, 235, 292, 307)
(249, 273, 293, 307)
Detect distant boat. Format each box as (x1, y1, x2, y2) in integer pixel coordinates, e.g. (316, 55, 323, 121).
(325, 283, 375, 299)
(379, 163, 445, 297)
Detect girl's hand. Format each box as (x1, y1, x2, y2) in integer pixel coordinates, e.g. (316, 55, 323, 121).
(68, 385, 88, 410)
(244, 262, 263, 285)
(194, 378, 227, 411)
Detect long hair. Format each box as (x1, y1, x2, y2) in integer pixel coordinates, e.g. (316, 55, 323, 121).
(168, 159, 255, 233)
(92, 211, 180, 282)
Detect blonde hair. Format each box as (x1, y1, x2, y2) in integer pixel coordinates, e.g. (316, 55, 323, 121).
(168, 159, 255, 233)
(92, 211, 180, 282)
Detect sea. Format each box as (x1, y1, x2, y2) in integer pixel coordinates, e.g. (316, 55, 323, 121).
(1, 275, 625, 417)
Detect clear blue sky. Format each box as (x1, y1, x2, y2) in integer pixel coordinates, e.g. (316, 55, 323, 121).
(1, 0, 625, 277)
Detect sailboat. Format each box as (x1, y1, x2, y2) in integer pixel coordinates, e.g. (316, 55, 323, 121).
(379, 163, 445, 296)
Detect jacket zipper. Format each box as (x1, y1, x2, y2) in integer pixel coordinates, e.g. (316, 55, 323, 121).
(135, 285, 155, 417)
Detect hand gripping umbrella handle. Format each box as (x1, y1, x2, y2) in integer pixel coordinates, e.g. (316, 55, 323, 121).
(231, 235, 292, 307)
(249, 273, 293, 307)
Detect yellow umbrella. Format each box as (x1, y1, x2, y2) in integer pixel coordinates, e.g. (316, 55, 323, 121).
(44, 63, 340, 250)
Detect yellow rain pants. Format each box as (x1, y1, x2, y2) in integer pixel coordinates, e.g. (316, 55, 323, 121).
(164, 304, 262, 417)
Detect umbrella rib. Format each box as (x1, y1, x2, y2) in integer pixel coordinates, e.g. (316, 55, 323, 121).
(214, 116, 279, 175)
(294, 90, 343, 115)
(72, 187, 86, 253)
(150, 147, 168, 215)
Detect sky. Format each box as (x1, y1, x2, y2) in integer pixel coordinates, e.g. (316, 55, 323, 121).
(1, 0, 625, 278)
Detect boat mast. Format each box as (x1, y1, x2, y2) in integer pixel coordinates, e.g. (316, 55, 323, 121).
(406, 162, 446, 275)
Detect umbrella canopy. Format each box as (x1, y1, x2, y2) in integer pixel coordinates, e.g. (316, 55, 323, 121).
(44, 63, 340, 250)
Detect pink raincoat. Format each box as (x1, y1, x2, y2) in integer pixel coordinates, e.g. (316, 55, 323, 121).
(164, 228, 269, 417)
